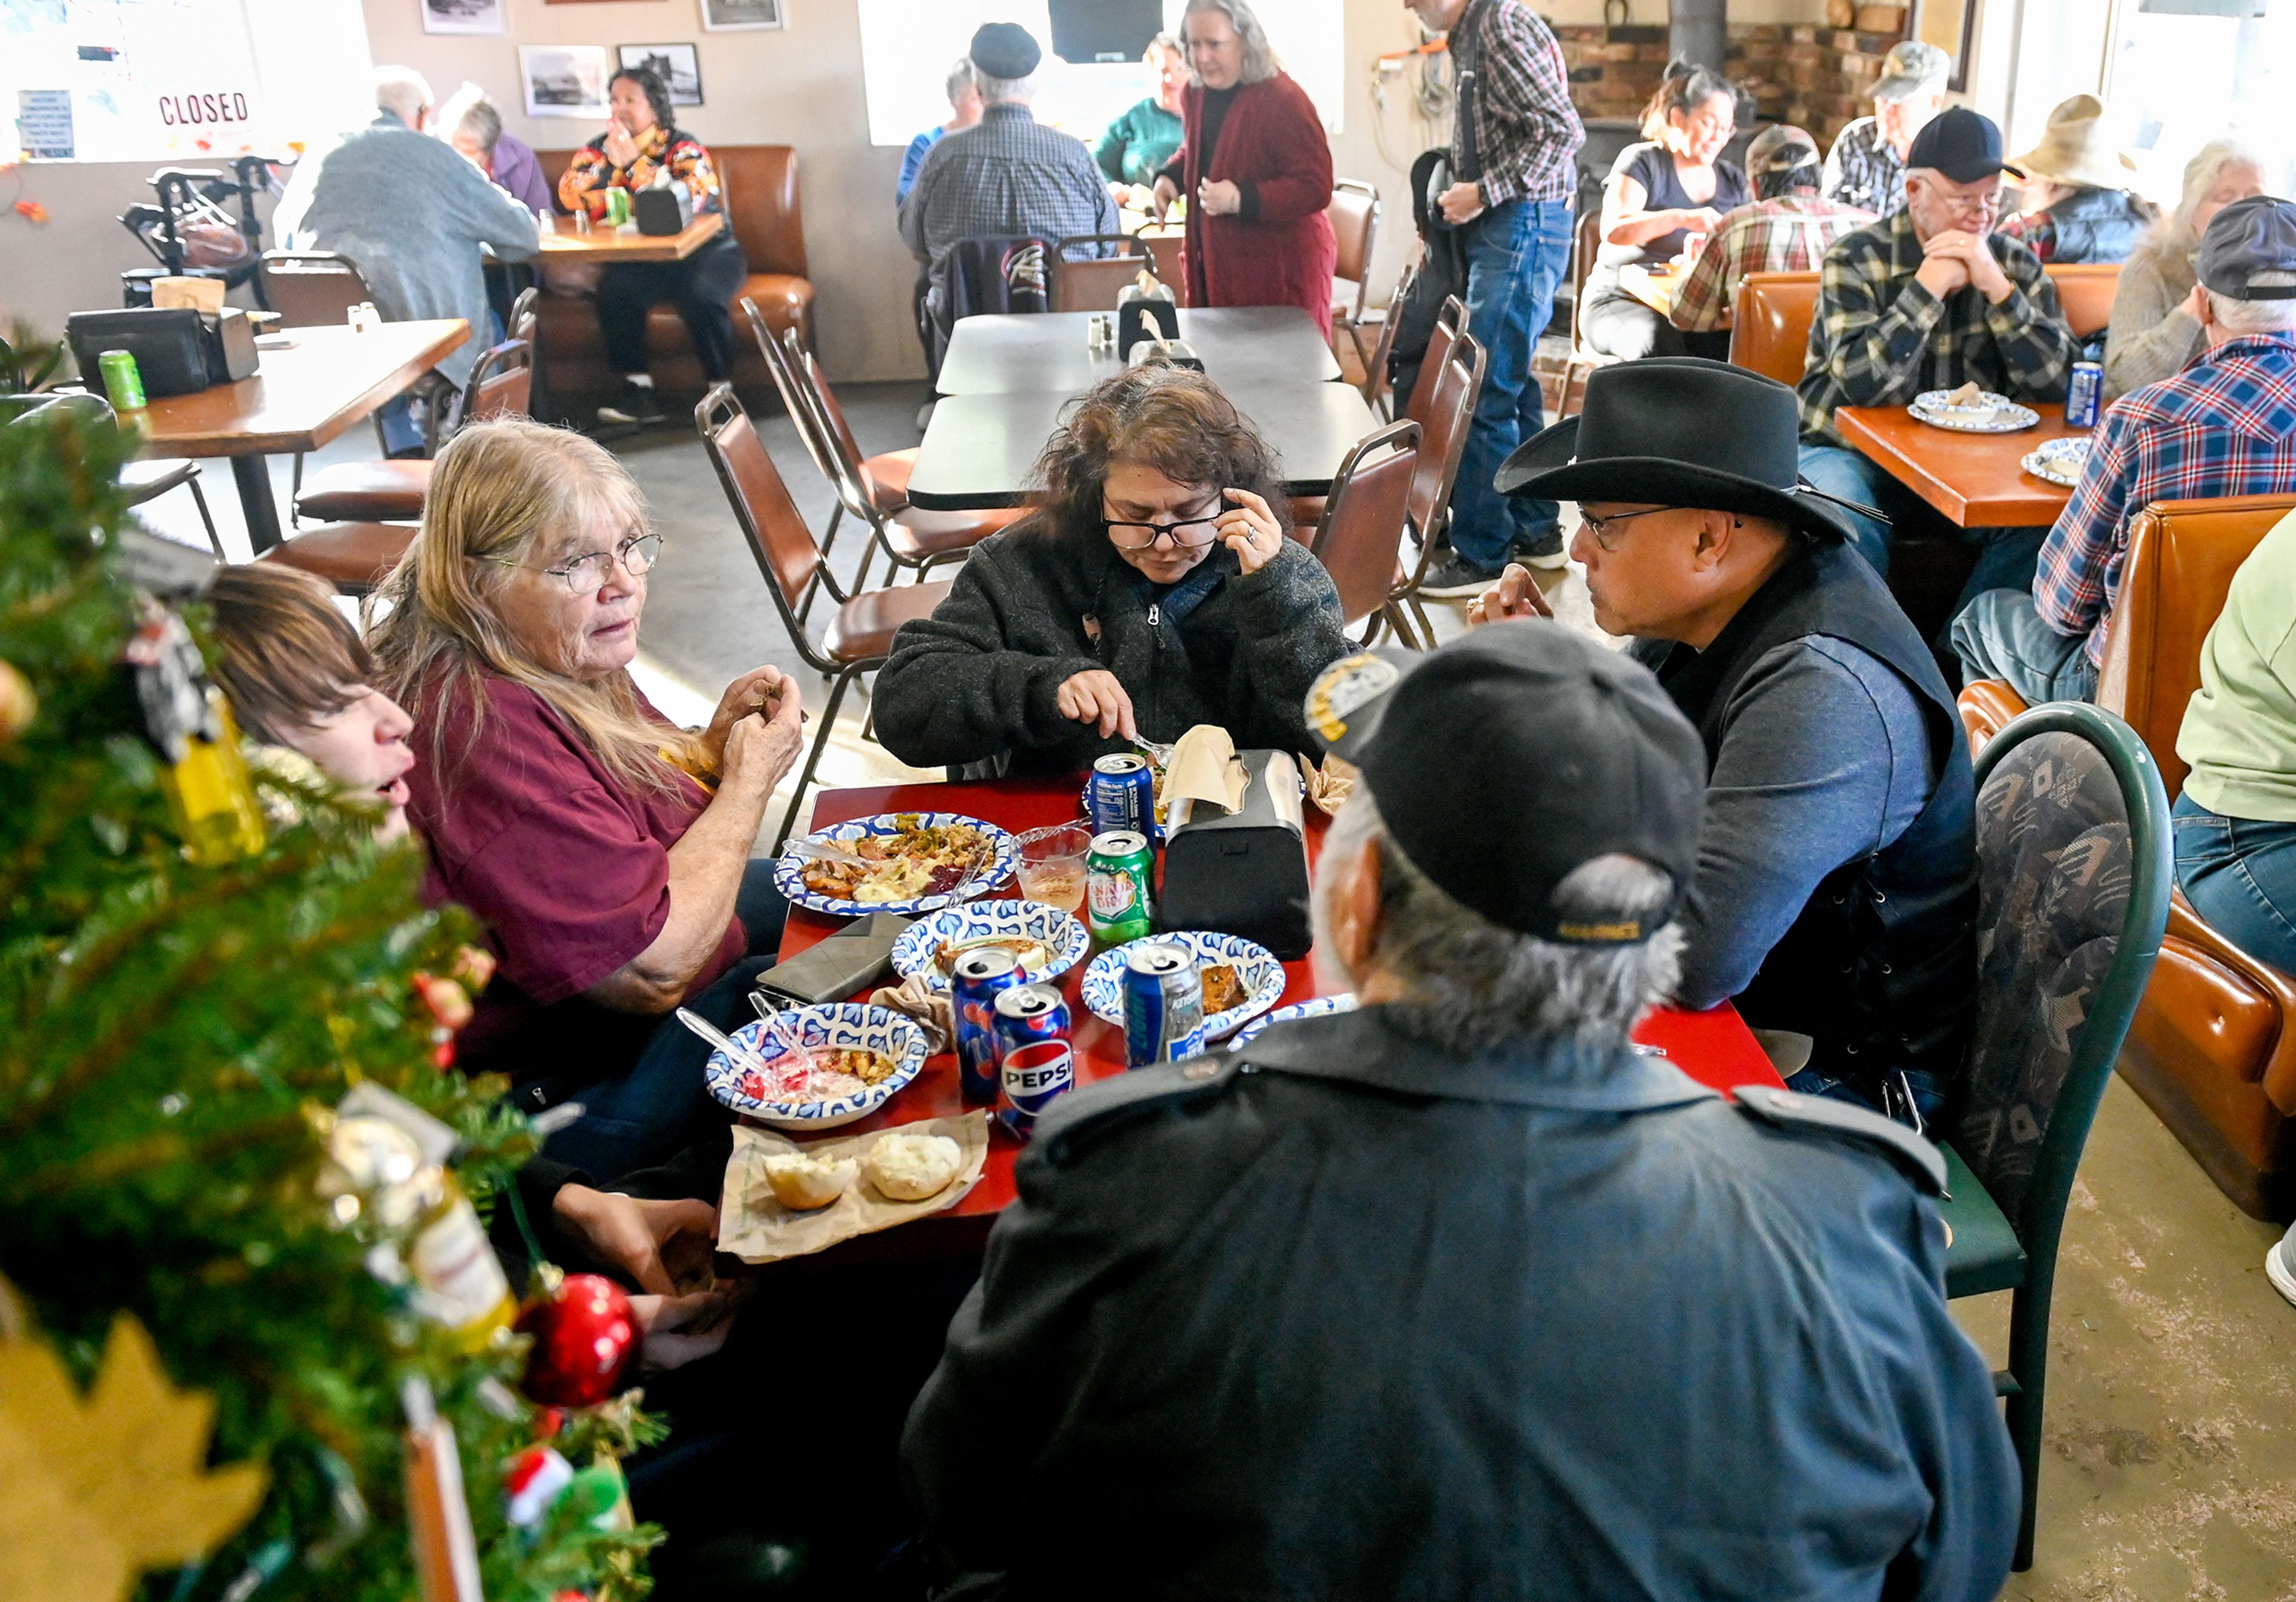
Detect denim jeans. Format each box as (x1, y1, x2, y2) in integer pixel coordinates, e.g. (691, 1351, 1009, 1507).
(2172, 793, 2296, 978)
(377, 394, 425, 455)
(1449, 197, 1574, 568)
(1947, 588, 2099, 705)
(1798, 442, 2050, 631)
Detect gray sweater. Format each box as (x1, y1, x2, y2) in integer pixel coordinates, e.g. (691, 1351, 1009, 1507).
(873, 516, 1349, 778)
(2103, 245, 2202, 401)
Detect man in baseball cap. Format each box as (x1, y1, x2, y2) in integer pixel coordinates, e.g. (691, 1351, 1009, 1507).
(1669, 123, 1879, 337)
(903, 619, 2020, 1596)
(1822, 39, 1950, 215)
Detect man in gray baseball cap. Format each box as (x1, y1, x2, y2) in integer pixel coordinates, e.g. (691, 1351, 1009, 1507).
(1822, 39, 1951, 215)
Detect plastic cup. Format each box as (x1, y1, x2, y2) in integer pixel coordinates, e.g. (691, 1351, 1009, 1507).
(1013, 822, 1092, 915)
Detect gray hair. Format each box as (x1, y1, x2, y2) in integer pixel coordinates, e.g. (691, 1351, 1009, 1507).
(1183, 0, 1280, 85)
(1146, 31, 1183, 63)
(975, 69, 1036, 105)
(1317, 792, 1685, 1055)
(2208, 272, 2296, 336)
(2134, 137, 2271, 276)
(374, 66, 433, 129)
(450, 91, 502, 155)
(944, 57, 978, 105)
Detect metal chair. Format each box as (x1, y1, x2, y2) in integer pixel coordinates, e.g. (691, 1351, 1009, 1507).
(1398, 292, 1467, 434)
(255, 250, 373, 328)
(1052, 233, 1150, 313)
(1305, 420, 1420, 644)
(1327, 179, 1381, 371)
(696, 383, 953, 850)
(5, 393, 221, 557)
(291, 337, 535, 524)
(1361, 258, 1419, 419)
(1946, 702, 2172, 1570)
(1390, 326, 1489, 644)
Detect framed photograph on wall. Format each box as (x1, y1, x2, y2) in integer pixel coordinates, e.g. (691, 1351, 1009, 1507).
(618, 43, 705, 105)
(701, 0, 784, 32)
(520, 44, 612, 119)
(422, 0, 504, 35)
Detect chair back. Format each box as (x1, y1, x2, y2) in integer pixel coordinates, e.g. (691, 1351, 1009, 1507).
(1959, 704, 2170, 1252)
(787, 329, 894, 523)
(1363, 258, 1418, 416)
(1309, 420, 1421, 625)
(2044, 262, 2120, 340)
(507, 285, 540, 345)
(1727, 271, 1823, 385)
(1329, 180, 1380, 327)
(1569, 208, 1604, 354)
(741, 296, 843, 488)
(257, 251, 374, 328)
(2093, 493, 2296, 799)
(1052, 234, 1147, 312)
(1400, 293, 1466, 429)
(1406, 328, 1486, 546)
(1137, 230, 1187, 302)
(460, 337, 533, 424)
(695, 383, 829, 656)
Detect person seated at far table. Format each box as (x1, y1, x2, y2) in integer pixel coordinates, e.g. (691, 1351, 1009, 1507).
(1097, 32, 1187, 202)
(1668, 124, 1874, 340)
(1796, 107, 2078, 599)
(2104, 137, 2268, 402)
(437, 82, 554, 216)
(1952, 196, 2296, 706)
(1582, 59, 1750, 362)
(903, 622, 2020, 1600)
(1822, 40, 1950, 218)
(872, 363, 1348, 778)
(367, 418, 807, 1185)
(273, 66, 539, 457)
(1995, 94, 2155, 266)
(897, 58, 985, 209)
(558, 65, 749, 429)
(1473, 359, 1979, 1125)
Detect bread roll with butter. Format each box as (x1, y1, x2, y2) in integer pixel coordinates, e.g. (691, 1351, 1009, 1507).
(863, 1132, 964, 1202)
(762, 1151, 858, 1210)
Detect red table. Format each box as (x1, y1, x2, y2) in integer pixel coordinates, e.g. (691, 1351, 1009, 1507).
(763, 776, 1782, 1254)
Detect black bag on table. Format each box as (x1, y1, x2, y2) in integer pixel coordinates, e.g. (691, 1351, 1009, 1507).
(1153, 748, 1313, 960)
(65, 305, 258, 399)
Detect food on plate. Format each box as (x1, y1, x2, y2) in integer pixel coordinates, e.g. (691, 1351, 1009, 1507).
(1940, 381, 1986, 408)
(762, 1151, 858, 1210)
(734, 1046, 897, 1107)
(798, 815, 994, 904)
(1198, 962, 1245, 1014)
(814, 1046, 899, 1086)
(863, 1131, 965, 1202)
(932, 934, 1051, 978)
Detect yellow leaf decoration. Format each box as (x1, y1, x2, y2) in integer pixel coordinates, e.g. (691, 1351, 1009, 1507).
(0, 1314, 268, 1602)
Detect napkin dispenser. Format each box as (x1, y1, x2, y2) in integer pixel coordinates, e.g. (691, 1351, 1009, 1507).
(65, 306, 258, 398)
(1154, 748, 1312, 959)
(1115, 276, 1180, 351)
(634, 181, 693, 237)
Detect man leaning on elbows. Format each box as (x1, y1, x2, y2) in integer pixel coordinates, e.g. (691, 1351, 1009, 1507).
(901, 623, 2019, 1600)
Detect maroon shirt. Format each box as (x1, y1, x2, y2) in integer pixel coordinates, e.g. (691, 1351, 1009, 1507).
(406, 670, 744, 1087)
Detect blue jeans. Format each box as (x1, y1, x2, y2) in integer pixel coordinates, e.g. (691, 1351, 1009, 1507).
(1947, 589, 2099, 705)
(2173, 793, 2296, 978)
(377, 394, 425, 455)
(1799, 441, 2050, 625)
(1449, 197, 1574, 568)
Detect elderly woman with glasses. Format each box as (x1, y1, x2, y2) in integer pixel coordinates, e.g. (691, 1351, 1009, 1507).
(874, 365, 1349, 777)
(367, 418, 805, 1181)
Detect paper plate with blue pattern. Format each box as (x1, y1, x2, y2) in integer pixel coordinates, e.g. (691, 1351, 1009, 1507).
(1079, 930, 1286, 1042)
(773, 812, 1015, 917)
(701, 1004, 928, 1130)
(1227, 992, 1358, 1049)
(890, 900, 1092, 993)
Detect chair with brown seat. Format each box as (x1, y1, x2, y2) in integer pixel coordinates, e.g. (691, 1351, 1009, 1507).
(292, 336, 536, 524)
(1305, 420, 1419, 643)
(1556, 207, 1617, 419)
(1053, 234, 1149, 313)
(1361, 258, 1418, 418)
(1329, 179, 1381, 369)
(1727, 270, 1823, 386)
(257, 250, 375, 328)
(1137, 229, 1186, 302)
(1953, 492, 2296, 1219)
(1390, 326, 1489, 645)
(1287, 280, 1449, 531)
(697, 383, 952, 849)
(2044, 262, 2120, 340)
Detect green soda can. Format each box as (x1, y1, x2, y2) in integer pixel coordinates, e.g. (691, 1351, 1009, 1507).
(603, 187, 633, 227)
(98, 348, 146, 412)
(1085, 828, 1155, 946)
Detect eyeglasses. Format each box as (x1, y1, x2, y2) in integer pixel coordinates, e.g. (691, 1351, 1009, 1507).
(480, 531, 663, 596)
(1103, 510, 1222, 552)
(1577, 506, 1678, 551)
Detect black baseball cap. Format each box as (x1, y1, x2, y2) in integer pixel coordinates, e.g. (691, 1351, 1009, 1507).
(1905, 106, 2023, 185)
(2198, 195, 2296, 300)
(1304, 628, 1708, 944)
(969, 23, 1042, 81)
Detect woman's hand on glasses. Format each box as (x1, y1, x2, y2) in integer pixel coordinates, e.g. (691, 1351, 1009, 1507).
(1216, 487, 1285, 576)
(1465, 564, 1554, 629)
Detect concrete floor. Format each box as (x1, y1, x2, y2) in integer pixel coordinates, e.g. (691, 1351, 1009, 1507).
(139, 380, 2296, 1598)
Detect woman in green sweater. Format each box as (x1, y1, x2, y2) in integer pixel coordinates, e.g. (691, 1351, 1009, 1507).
(1097, 34, 1187, 198)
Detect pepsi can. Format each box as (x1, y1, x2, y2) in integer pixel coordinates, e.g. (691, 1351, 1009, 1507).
(2065, 360, 2103, 430)
(952, 947, 1025, 1105)
(1088, 753, 1155, 836)
(993, 984, 1073, 1140)
(1123, 943, 1204, 1068)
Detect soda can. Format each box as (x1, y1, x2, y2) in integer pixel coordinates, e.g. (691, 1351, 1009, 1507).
(603, 187, 633, 227)
(97, 348, 146, 412)
(1123, 942, 1204, 1069)
(1086, 829, 1155, 946)
(993, 984, 1073, 1141)
(1088, 753, 1155, 836)
(2065, 360, 2103, 430)
(951, 947, 1025, 1105)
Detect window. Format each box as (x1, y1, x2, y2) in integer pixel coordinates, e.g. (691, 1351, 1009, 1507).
(2102, 0, 2295, 194)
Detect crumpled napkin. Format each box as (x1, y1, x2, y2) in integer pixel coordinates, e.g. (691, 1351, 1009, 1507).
(868, 971, 952, 1054)
(1165, 724, 1248, 815)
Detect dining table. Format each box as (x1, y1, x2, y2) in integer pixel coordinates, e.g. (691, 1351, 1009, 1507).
(933, 307, 1342, 395)
(525, 211, 725, 264)
(1833, 402, 2086, 528)
(1619, 261, 1690, 320)
(132, 318, 469, 555)
(739, 774, 1786, 1261)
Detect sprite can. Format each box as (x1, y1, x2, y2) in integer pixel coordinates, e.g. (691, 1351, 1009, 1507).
(1085, 828, 1154, 946)
(603, 187, 633, 227)
(97, 348, 147, 412)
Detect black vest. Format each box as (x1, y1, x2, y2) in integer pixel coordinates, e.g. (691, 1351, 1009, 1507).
(1655, 542, 1978, 1097)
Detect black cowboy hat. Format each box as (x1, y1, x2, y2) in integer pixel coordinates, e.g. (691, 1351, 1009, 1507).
(1495, 359, 1880, 544)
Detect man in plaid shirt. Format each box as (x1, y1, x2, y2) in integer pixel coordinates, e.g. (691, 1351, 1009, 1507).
(1950, 197, 2296, 704)
(1796, 109, 2077, 615)
(1670, 126, 1874, 335)
(1409, 0, 1585, 595)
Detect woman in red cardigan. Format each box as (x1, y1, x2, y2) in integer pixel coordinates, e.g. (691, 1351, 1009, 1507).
(1152, 0, 1338, 337)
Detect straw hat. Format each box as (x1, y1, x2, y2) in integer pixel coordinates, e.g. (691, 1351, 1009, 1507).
(2013, 94, 2138, 191)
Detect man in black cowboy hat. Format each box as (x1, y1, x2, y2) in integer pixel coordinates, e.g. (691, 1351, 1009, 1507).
(1474, 357, 1977, 1123)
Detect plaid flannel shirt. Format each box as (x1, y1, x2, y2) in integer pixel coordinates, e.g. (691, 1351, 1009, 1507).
(899, 104, 1118, 271)
(1669, 194, 1877, 333)
(558, 126, 723, 219)
(1821, 118, 1903, 218)
(1797, 211, 2078, 447)
(2034, 335, 2296, 666)
(1452, 0, 1583, 207)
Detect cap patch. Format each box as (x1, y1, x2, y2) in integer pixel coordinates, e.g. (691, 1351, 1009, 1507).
(1307, 653, 1399, 742)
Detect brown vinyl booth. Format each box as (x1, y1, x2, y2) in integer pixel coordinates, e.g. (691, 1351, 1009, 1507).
(1956, 494, 2296, 1220)
(532, 145, 813, 413)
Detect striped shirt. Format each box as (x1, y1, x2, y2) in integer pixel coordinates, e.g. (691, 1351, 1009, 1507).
(1797, 210, 2078, 447)
(2035, 335, 2296, 667)
(1669, 193, 1877, 334)
(1822, 118, 1904, 218)
(899, 103, 1119, 273)
(1450, 0, 1583, 207)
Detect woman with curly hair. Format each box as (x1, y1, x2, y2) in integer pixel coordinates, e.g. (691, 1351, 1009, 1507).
(873, 365, 1348, 777)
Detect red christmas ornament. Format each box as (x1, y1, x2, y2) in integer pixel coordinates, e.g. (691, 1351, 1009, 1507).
(515, 1273, 637, 1407)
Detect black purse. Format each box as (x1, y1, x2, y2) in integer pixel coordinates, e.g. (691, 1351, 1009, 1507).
(65, 306, 258, 398)
(1153, 749, 1313, 959)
